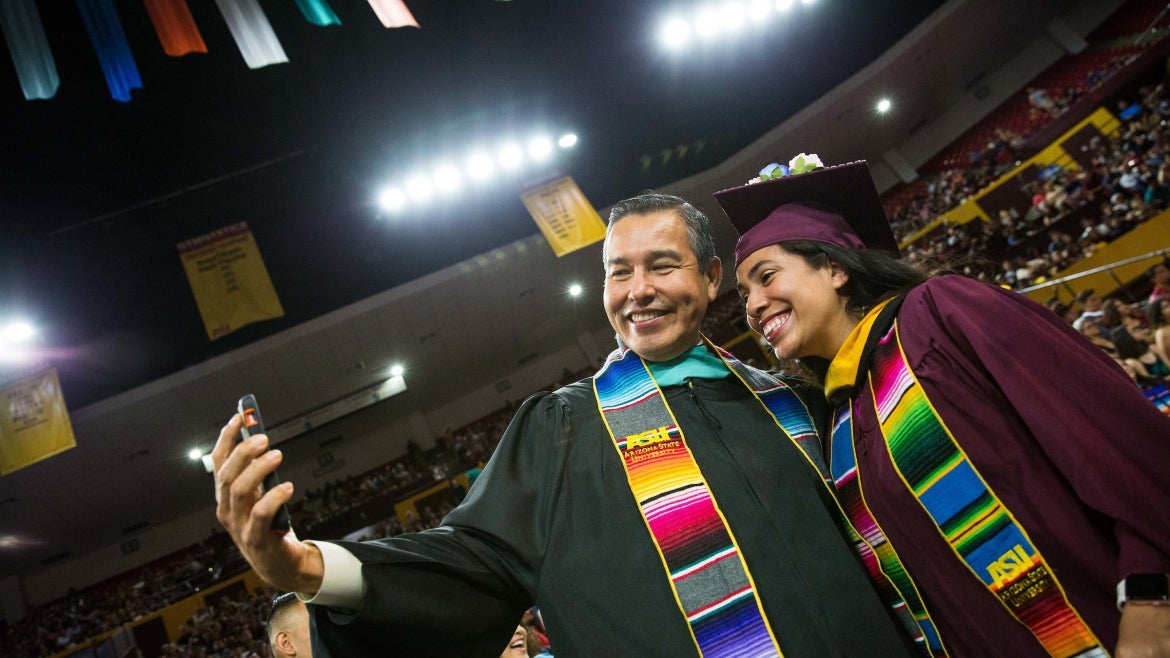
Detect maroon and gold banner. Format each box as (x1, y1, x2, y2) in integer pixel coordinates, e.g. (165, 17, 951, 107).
(178, 222, 284, 340)
(0, 368, 76, 475)
(520, 175, 607, 257)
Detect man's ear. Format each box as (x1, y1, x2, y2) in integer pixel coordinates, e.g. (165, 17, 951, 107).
(274, 631, 296, 656)
(705, 257, 723, 301)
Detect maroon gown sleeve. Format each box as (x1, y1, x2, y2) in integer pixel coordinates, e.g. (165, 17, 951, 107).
(898, 276, 1170, 580)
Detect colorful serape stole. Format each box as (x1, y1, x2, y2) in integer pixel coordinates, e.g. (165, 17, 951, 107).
(595, 343, 809, 658)
(827, 404, 947, 657)
(869, 322, 1107, 658)
(1143, 382, 1170, 415)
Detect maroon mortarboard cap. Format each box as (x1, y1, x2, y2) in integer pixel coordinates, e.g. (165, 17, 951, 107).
(713, 160, 900, 271)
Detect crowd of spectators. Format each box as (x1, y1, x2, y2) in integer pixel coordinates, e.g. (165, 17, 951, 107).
(0, 366, 589, 658)
(888, 83, 1170, 292)
(0, 535, 240, 658)
(156, 588, 277, 658)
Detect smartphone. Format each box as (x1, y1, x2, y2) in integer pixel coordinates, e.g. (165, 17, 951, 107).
(237, 394, 292, 533)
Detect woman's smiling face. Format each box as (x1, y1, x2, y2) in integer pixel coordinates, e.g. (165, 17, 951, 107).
(736, 244, 855, 360)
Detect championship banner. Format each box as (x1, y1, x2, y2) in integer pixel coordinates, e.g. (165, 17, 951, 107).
(178, 222, 284, 340)
(0, 368, 76, 475)
(520, 175, 607, 257)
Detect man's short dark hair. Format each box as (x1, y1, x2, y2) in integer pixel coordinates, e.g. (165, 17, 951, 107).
(604, 192, 717, 269)
(266, 592, 300, 639)
(1147, 258, 1170, 278)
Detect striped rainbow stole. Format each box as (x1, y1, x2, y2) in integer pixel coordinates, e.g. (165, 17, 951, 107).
(868, 322, 1107, 658)
(828, 404, 947, 656)
(593, 344, 817, 657)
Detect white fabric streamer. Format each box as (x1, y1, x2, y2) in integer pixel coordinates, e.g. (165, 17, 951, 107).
(213, 0, 289, 69)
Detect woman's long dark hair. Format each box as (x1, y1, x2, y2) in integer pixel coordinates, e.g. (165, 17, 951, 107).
(778, 240, 929, 318)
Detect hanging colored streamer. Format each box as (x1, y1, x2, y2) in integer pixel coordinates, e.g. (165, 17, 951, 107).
(294, 0, 341, 27)
(0, 0, 60, 100)
(143, 0, 208, 56)
(213, 0, 288, 69)
(76, 0, 143, 102)
(367, 0, 419, 28)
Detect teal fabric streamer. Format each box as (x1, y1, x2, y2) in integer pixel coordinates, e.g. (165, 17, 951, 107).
(76, 0, 143, 102)
(294, 0, 341, 26)
(0, 0, 60, 100)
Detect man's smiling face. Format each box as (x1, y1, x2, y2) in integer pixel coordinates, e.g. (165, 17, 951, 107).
(603, 210, 721, 362)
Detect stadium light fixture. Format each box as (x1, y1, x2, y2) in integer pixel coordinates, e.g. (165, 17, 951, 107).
(466, 151, 496, 182)
(378, 187, 407, 212)
(497, 143, 524, 170)
(659, 16, 691, 50)
(528, 136, 554, 162)
(406, 174, 434, 202)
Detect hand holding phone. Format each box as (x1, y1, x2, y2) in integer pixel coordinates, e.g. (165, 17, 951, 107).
(237, 394, 292, 533)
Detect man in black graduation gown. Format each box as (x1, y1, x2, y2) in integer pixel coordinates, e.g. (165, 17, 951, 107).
(212, 193, 920, 657)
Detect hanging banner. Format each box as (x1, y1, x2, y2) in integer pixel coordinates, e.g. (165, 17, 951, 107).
(178, 222, 284, 340)
(213, 0, 288, 69)
(143, 0, 208, 57)
(294, 0, 341, 26)
(520, 175, 607, 257)
(76, 0, 143, 102)
(0, 0, 60, 100)
(367, 0, 418, 28)
(0, 368, 76, 475)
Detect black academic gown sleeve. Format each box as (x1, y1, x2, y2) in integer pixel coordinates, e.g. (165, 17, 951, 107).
(309, 390, 565, 657)
(310, 377, 920, 658)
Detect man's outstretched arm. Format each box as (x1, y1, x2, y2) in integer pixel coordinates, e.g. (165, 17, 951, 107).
(212, 414, 324, 596)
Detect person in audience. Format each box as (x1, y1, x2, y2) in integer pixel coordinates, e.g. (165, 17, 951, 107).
(1073, 288, 1106, 331)
(1149, 259, 1170, 304)
(723, 158, 1170, 658)
(268, 593, 313, 658)
(1150, 298, 1170, 366)
(1105, 300, 1170, 383)
(211, 193, 920, 656)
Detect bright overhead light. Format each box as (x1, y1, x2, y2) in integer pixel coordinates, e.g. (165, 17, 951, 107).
(527, 136, 554, 162)
(876, 98, 892, 113)
(1, 321, 34, 344)
(558, 133, 578, 148)
(776, 0, 795, 10)
(389, 363, 405, 377)
(432, 164, 463, 193)
(659, 16, 691, 50)
(693, 8, 721, 40)
(747, 0, 773, 21)
(466, 151, 496, 182)
(721, 2, 746, 29)
(406, 174, 433, 201)
(567, 283, 583, 297)
(188, 448, 203, 461)
(497, 144, 524, 170)
(801, 0, 815, 4)
(378, 187, 407, 212)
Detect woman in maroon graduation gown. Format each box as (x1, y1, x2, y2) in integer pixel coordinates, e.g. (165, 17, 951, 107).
(717, 158, 1170, 658)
